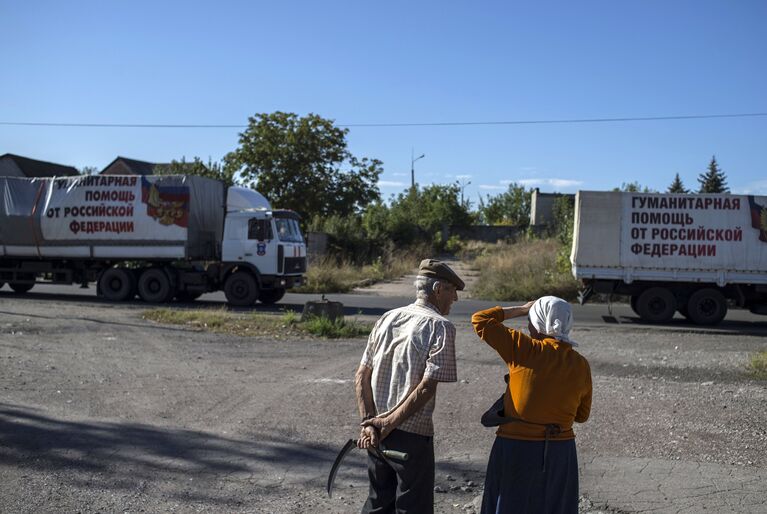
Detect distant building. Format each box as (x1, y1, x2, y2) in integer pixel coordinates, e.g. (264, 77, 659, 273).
(101, 156, 166, 176)
(529, 188, 575, 227)
(0, 153, 79, 177)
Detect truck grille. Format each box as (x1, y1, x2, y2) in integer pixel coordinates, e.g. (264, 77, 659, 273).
(284, 257, 306, 273)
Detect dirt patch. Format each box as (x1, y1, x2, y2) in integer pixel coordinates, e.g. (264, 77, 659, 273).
(1, 294, 766, 513)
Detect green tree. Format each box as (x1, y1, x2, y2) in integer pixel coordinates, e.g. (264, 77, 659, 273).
(667, 173, 688, 193)
(154, 157, 237, 187)
(225, 112, 382, 218)
(698, 156, 729, 193)
(79, 166, 100, 176)
(613, 181, 655, 193)
(551, 195, 575, 273)
(362, 184, 473, 248)
(477, 182, 531, 225)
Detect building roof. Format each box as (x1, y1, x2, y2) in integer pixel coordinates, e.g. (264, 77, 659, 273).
(101, 156, 159, 175)
(0, 153, 79, 177)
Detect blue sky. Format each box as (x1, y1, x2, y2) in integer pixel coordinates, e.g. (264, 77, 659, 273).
(1, 0, 765, 205)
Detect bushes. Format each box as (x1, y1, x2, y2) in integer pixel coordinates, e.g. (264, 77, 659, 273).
(309, 184, 474, 264)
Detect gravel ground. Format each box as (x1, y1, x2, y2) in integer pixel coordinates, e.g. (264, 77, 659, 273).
(1, 293, 766, 513)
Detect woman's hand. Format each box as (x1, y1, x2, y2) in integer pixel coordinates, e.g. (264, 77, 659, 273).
(502, 300, 536, 320)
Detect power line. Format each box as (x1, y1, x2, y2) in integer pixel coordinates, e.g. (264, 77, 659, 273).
(0, 112, 766, 129)
(343, 112, 767, 127)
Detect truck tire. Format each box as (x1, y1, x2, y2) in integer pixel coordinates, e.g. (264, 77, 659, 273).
(9, 282, 34, 294)
(224, 271, 258, 306)
(137, 268, 174, 303)
(258, 288, 286, 305)
(687, 288, 727, 325)
(629, 295, 640, 316)
(99, 268, 135, 301)
(636, 287, 676, 323)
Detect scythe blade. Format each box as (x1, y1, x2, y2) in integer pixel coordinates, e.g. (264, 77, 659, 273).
(327, 439, 356, 498)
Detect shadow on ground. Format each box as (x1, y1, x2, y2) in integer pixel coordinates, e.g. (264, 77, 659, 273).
(0, 403, 354, 506)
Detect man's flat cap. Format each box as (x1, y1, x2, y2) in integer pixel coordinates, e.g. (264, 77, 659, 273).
(418, 259, 465, 291)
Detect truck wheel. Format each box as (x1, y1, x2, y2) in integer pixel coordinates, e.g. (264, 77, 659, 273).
(9, 282, 34, 294)
(636, 287, 676, 323)
(687, 289, 727, 325)
(224, 272, 258, 306)
(258, 288, 286, 305)
(138, 268, 173, 303)
(99, 268, 135, 301)
(629, 295, 640, 315)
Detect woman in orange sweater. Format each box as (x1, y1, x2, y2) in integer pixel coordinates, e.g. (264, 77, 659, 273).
(471, 296, 592, 514)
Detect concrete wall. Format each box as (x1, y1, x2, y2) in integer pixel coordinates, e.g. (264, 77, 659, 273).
(530, 188, 575, 227)
(450, 225, 524, 242)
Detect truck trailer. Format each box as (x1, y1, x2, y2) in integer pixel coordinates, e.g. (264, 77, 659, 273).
(571, 190, 767, 325)
(0, 174, 306, 306)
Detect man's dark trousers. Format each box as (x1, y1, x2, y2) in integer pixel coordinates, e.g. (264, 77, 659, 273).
(362, 429, 434, 514)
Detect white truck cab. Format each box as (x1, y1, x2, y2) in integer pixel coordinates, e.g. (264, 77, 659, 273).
(222, 187, 306, 305)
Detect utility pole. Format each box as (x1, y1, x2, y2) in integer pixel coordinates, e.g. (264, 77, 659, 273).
(410, 148, 425, 191)
(457, 177, 471, 207)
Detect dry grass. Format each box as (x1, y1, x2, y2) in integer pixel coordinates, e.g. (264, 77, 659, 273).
(296, 247, 424, 294)
(142, 308, 371, 339)
(747, 350, 767, 380)
(469, 238, 580, 301)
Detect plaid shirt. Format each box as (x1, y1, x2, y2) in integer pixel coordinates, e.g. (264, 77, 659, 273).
(360, 299, 458, 436)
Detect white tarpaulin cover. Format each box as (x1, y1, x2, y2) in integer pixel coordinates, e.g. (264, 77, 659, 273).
(1, 175, 225, 260)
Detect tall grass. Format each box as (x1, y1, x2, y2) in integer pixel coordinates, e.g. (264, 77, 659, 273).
(470, 238, 580, 301)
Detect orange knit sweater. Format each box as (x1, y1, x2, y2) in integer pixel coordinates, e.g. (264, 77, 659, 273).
(472, 306, 592, 441)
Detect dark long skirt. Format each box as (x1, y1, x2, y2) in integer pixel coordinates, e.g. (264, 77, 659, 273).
(481, 437, 578, 514)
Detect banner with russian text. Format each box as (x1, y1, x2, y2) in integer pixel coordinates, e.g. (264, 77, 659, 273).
(620, 194, 767, 271)
(40, 175, 189, 241)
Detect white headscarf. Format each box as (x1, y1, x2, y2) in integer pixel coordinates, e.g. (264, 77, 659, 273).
(528, 295, 578, 346)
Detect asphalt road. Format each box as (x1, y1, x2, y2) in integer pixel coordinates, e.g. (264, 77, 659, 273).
(6, 283, 767, 335)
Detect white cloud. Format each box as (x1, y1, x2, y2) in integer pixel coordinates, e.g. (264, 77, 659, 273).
(378, 180, 407, 188)
(735, 181, 767, 195)
(517, 178, 583, 189)
(456, 174, 472, 180)
(478, 184, 506, 190)
(391, 172, 407, 177)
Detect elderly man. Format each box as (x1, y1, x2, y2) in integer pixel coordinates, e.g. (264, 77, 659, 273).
(472, 296, 592, 514)
(355, 258, 464, 514)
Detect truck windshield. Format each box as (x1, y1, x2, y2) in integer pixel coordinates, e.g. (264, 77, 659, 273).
(275, 217, 303, 243)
